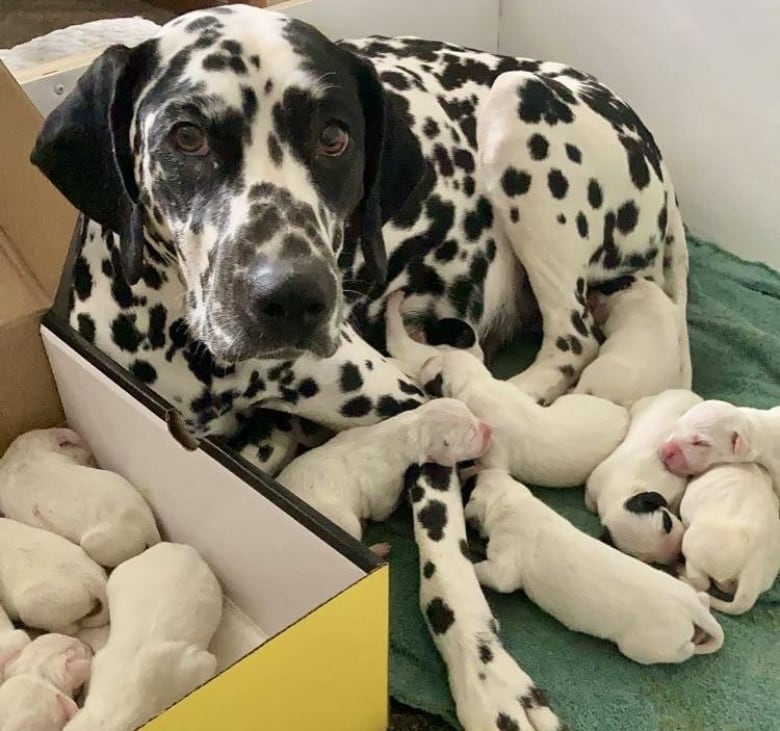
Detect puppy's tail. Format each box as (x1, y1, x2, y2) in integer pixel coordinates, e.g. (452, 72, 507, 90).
(690, 592, 724, 655)
(384, 290, 440, 377)
(707, 562, 764, 616)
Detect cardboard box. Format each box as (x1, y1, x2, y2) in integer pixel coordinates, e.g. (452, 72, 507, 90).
(0, 57, 389, 731)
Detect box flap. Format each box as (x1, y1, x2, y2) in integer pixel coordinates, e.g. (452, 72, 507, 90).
(0, 61, 77, 299)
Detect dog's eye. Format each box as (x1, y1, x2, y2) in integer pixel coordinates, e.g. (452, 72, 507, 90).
(317, 123, 349, 156)
(691, 437, 709, 447)
(172, 123, 209, 156)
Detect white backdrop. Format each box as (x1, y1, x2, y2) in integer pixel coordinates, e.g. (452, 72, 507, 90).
(497, 0, 780, 270)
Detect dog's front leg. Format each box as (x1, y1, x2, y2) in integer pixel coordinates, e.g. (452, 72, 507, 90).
(408, 464, 567, 731)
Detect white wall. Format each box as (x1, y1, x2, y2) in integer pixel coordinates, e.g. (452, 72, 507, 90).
(279, 0, 500, 52)
(498, 0, 780, 270)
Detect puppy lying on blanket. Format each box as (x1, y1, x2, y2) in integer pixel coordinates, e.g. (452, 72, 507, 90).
(407, 463, 566, 731)
(0, 428, 160, 567)
(573, 278, 688, 407)
(66, 543, 222, 731)
(660, 400, 780, 487)
(585, 389, 703, 564)
(276, 398, 491, 540)
(465, 469, 724, 664)
(679, 463, 780, 615)
(0, 518, 108, 634)
(0, 634, 92, 731)
(386, 293, 629, 486)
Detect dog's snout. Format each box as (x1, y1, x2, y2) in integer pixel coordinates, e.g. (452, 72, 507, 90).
(251, 261, 335, 334)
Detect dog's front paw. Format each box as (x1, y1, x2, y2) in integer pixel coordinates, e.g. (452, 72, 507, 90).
(507, 365, 570, 406)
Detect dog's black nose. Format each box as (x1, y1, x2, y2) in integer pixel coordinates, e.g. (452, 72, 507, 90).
(252, 261, 336, 334)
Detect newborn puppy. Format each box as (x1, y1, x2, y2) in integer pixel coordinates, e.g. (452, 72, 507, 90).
(0, 518, 108, 634)
(679, 463, 780, 615)
(2, 634, 92, 697)
(465, 469, 724, 664)
(585, 389, 703, 564)
(422, 351, 628, 487)
(0, 428, 161, 567)
(276, 398, 491, 540)
(66, 543, 222, 731)
(660, 400, 780, 486)
(0, 675, 78, 731)
(573, 279, 687, 406)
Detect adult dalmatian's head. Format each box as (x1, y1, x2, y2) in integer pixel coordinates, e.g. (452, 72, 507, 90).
(32, 5, 426, 360)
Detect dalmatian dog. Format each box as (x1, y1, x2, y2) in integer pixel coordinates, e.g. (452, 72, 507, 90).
(679, 463, 780, 615)
(465, 469, 724, 665)
(31, 4, 690, 477)
(407, 463, 566, 731)
(660, 400, 780, 488)
(585, 389, 703, 565)
(276, 398, 490, 539)
(572, 277, 687, 407)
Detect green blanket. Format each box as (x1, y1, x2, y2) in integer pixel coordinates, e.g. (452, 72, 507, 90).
(365, 236, 780, 731)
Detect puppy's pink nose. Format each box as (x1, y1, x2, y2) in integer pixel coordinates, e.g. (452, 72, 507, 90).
(478, 421, 492, 448)
(660, 442, 680, 463)
(56, 428, 82, 448)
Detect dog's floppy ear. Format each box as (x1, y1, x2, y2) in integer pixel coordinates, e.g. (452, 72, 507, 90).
(346, 53, 429, 287)
(30, 42, 154, 284)
(624, 491, 668, 514)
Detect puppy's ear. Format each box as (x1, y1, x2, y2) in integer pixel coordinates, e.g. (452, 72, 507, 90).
(56, 693, 79, 721)
(30, 42, 155, 284)
(730, 431, 749, 457)
(346, 52, 430, 287)
(624, 491, 668, 514)
(66, 658, 92, 689)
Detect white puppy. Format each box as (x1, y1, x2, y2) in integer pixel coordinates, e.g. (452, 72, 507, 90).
(65, 543, 222, 731)
(660, 400, 780, 487)
(0, 518, 108, 634)
(276, 398, 491, 540)
(0, 675, 79, 731)
(386, 301, 629, 487)
(585, 389, 703, 564)
(0, 428, 161, 567)
(2, 633, 92, 696)
(465, 469, 724, 664)
(573, 279, 687, 406)
(425, 352, 628, 487)
(679, 463, 780, 615)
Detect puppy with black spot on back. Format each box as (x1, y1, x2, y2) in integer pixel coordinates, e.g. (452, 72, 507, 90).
(65, 543, 222, 731)
(465, 469, 724, 665)
(0, 634, 92, 731)
(660, 399, 780, 491)
(573, 277, 690, 407)
(678, 462, 780, 615)
(0, 518, 109, 635)
(0, 428, 160, 567)
(407, 462, 566, 731)
(276, 398, 491, 540)
(585, 389, 703, 565)
(386, 293, 629, 487)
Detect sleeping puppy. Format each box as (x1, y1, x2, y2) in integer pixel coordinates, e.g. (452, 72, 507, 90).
(679, 463, 780, 615)
(465, 469, 724, 665)
(660, 400, 780, 488)
(386, 300, 629, 487)
(0, 428, 161, 567)
(0, 675, 79, 731)
(276, 398, 491, 540)
(0, 518, 108, 634)
(2, 634, 92, 697)
(420, 351, 628, 487)
(573, 278, 687, 407)
(585, 389, 703, 564)
(65, 543, 222, 731)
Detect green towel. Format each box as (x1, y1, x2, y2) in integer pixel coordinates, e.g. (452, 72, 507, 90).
(365, 236, 780, 731)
